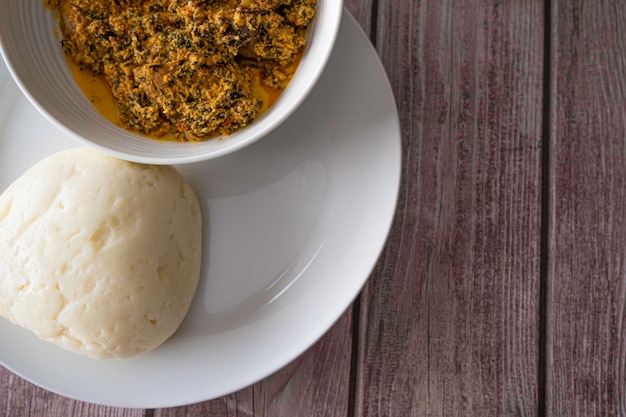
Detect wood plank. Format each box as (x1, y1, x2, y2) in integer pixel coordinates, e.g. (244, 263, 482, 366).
(0, 367, 143, 417)
(548, 1, 626, 415)
(154, 3, 373, 416)
(355, 0, 544, 415)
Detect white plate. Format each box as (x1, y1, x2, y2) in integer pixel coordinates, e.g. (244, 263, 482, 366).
(0, 11, 400, 408)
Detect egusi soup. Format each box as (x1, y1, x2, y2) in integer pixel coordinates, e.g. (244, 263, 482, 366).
(47, 0, 316, 141)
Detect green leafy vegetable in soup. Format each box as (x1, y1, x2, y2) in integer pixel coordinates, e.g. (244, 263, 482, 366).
(47, 0, 316, 141)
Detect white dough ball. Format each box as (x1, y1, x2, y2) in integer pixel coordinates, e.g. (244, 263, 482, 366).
(0, 148, 202, 359)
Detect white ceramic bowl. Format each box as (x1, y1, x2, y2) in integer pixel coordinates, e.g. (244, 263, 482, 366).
(0, 0, 343, 164)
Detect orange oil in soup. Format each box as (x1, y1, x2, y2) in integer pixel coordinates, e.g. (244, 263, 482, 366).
(66, 57, 301, 142)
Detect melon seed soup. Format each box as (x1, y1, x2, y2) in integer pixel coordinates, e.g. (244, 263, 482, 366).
(48, 0, 316, 141)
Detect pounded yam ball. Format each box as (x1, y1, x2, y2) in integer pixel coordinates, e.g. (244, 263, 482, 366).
(0, 148, 202, 359)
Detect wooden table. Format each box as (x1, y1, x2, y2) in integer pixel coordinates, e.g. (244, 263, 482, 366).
(3, 0, 626, 415)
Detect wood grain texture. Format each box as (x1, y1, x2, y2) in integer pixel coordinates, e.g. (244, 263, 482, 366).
(0, 369, 143, 417)
(548, 0, 626, 415)
(355, 0, 544, 415)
